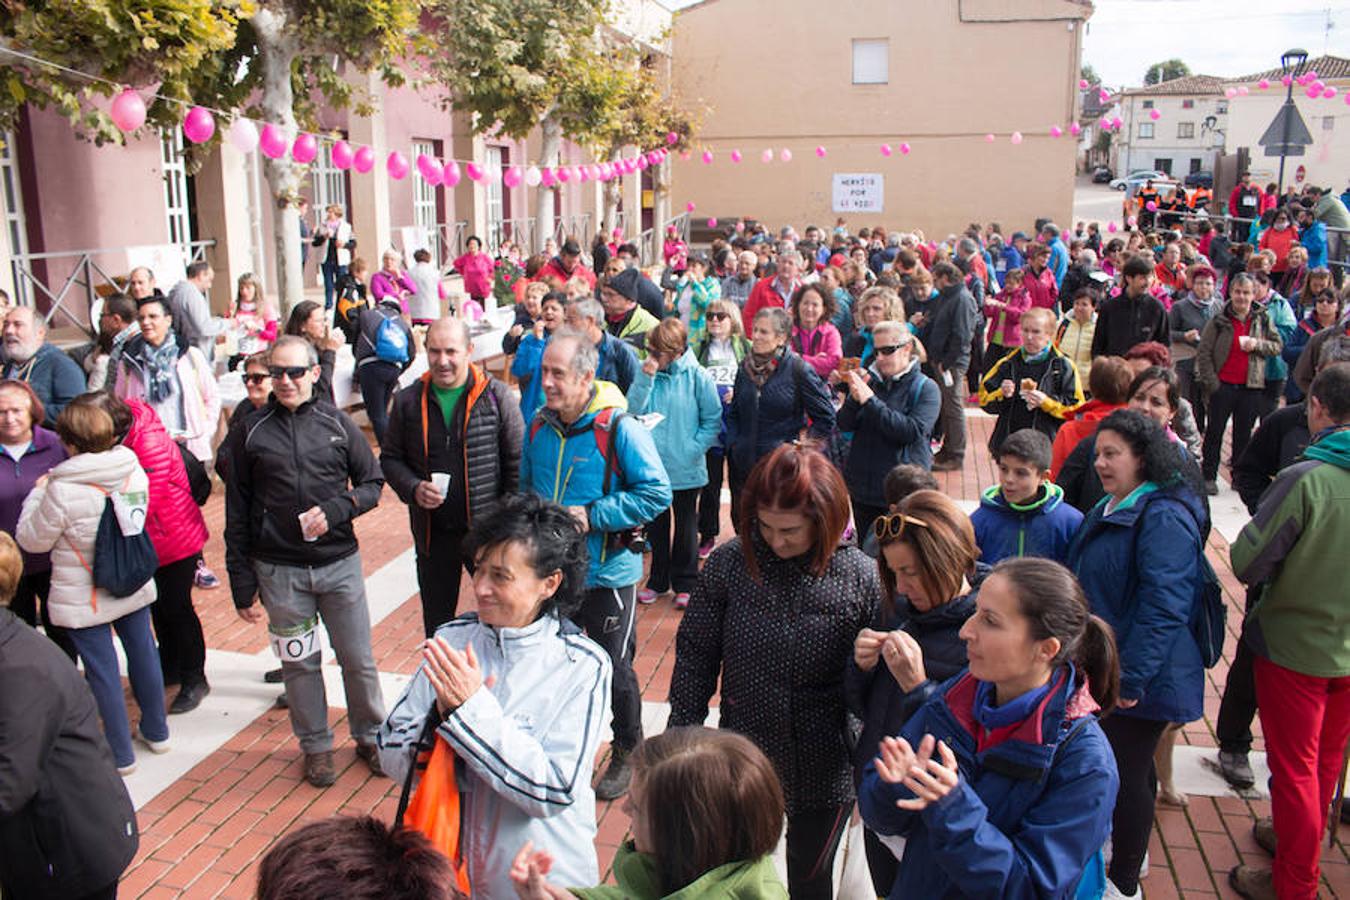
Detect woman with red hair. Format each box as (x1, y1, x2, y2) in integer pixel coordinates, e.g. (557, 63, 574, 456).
(669, 442, 880, 900)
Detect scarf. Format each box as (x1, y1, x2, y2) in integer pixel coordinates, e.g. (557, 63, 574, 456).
(743, 345, 783, 388)
(139, 333, 181, 405)
(1021, 344, 1052, 363)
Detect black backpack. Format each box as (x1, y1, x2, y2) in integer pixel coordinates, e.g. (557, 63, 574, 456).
(68, 480, 159, 599)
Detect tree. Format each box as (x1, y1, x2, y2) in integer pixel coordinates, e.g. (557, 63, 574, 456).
(1, 0, 423, 317)
(1143, 59, 1191, 86)
(1080, 62, 1100, 86)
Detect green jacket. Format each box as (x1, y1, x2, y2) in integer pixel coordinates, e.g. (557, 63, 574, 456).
(1231, 427, 1350, 677)
(571, 843, 788, 900)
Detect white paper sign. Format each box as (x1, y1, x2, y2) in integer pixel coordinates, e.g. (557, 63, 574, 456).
(832, 173, 884, 213)
(125, 245, 188, 288)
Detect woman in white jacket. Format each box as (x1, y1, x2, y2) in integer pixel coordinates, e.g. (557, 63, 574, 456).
(16, 397, 168, 775)
(377, 494, 610, 900)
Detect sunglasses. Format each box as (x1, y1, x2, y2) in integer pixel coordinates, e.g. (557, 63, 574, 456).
(707, 311, 730, 321)
(243, 373, 270, 385)
(268, 365, 311, 382)
(873, 512, 930, 540)
(874, 343, 907, 356)
(1316, 297, 1339, 304)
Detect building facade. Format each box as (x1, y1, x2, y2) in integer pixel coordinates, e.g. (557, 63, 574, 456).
(1110, 75, 1229, 180)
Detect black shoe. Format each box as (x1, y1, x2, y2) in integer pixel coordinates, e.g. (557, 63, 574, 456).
(1204, 479, 1220, 496)
(595, 747, 633, 801)
(264, 667, 284, 684)
(355, 742, 385, 778)
(169, 680, 210, 715)
(1218, 750, 1256, 789)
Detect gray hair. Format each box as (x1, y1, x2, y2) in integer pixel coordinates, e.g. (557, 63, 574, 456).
(1320, 335, 1350, 369)
(1229, 272, 1257, 292)
(775, 241, 796, 261)
(1042, 223, 1061, 239)
(887, 231, 902, 247)
(753, 306, 791, 338)
(1077, 248, 1098, 267)
(271, 334, 319, 367)
(956, 238, 979, 258)
(870, 320, 913, 344)
(550, 327, 598, 378)
(569, 297, 604, 325)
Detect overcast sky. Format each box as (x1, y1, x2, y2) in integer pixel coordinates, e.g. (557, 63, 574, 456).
(1083, 0, 1343, 87)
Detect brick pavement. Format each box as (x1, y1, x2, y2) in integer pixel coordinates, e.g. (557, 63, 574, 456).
(114, 411, 1349, 898)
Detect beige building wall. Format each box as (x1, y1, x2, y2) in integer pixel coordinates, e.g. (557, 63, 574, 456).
(671, 0, 1089, 238)
(1225, 77, 1350, 191)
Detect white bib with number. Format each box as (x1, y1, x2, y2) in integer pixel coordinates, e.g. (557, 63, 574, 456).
(269, 618, 322, 662)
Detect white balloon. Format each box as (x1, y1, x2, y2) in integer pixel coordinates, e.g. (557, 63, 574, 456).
(227, 118, 259, 154)
(524, 165, 543, 187)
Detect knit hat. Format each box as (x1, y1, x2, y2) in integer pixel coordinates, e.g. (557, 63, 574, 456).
(607, 267, 641, 303)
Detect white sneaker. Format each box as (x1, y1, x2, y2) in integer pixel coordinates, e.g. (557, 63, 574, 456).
(135, 728, 171, 754)
(1103, 878, 1141, 899)
(117, 762, 137, 777)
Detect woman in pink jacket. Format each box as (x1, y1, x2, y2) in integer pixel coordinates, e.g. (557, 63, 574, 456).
(984, 267, 1033, 362)
(92, 393, 212, 715)
(452, 235, 495, 304)
(789, 283, 843, 378)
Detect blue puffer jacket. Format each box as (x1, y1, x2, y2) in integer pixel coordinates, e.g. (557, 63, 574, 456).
(596, 331, 639, 394)
(971, 482, 1084, 566)
(725, 348, 835, 478)
(626, 349, 722, 491)
(521, 381, 672, 588)
(1065, 483, 1207, 723)
(860, 667, 1118, 899)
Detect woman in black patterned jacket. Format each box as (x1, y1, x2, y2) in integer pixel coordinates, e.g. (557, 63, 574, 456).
(669, 442, 879, 900)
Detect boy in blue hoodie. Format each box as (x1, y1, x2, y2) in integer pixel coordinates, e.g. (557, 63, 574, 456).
(971, 429, 1083, 564)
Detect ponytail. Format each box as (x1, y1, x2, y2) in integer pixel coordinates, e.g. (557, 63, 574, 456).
(1078, 614, 1120, 716)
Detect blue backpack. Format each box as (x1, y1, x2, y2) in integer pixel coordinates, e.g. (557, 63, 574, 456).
(374, 314, 409, 363)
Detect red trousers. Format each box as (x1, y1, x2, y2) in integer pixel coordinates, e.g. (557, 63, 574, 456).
(1254, 655, 1350, 899)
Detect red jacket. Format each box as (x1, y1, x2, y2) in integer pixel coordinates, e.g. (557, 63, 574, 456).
(536, 257, 596, 288)
(123, 398, 208, 566)
(741, 276, 797, 333)
(1228, 184, 1263, 219)
(1258, 226, 1297, 272)
(1049, 399, 1124, 480)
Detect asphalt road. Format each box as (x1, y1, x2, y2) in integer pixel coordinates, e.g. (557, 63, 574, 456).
(1072, 175, 1126, 229)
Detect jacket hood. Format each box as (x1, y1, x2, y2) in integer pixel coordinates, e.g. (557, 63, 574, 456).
(1304, 427, 1350, 468)
(1097, 480, 1208, 535)
(48, 444, 140, 490)
(537, 380, 629, 434)
(1064, 398, 1121, 423)
(979, 481, 1066, 516)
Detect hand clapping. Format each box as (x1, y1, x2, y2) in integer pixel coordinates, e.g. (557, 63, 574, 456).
(874, 733, 960, 810)
(422, 637, 485, 715)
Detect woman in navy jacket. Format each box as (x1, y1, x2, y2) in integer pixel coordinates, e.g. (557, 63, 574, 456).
(1065, 408, 1207, 899)
(859, 557, 1120, 899)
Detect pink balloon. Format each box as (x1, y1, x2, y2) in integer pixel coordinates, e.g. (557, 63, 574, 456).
(416, 153, 436, 177)
(1325, 87, 1338, 99)
(985, 134, 995, 143)
(899, 142, 911, 155)
(588, 164, 602, 180)
(1258, 79, 1271, 90)
(424, 168, 443, 188)
(443, 160, 461, 187)
(701, 150, 713, 164)
(1345, 93, 1350, 106)
(780, 148, 792, 162)
(1107, 222, 1118, 233)
(465, 162, 484, 182)
(1145, 201, 1157, 211)
(666, 131, 679, 145)
(1079, 79, 1089, 89)
(1306, 85, 1322, 99)
(1238, 86, 1249, 96)
(541, 168, 556, 187)
(815, 145, 826, 157)
(1098, 89, 1110, 103)
(110, 89, 146, 133)
(331, 140, 354, 169)
(556, 166, 571, 183)
(707, 218, 718, 228)
(1225, 88, 1238, 99)
(880, 143, 892, 156)
(353, 145, 375, 173)
(1282, 74, 1293, 87)
(1010, 131, 1023, 145)
(292, 133, 318, 164)
(1149, 109, 1161, 120)
(418, 155, 443, 184)
(386, 152, 409, 180)
(685, 201, 696, 212)
(1050, 126, 1063, 138)
(502, 165, 523, 188)
(636, 155, 649, 170)
(1111, 117, 1123, 129)
(259, 124, 288, 159)
(1069, 122, 1082, 136)
(182, 106, 215, 144)
(730, 150, 742, 163)
(760, 148, 773, 163)
(226, 118, 258, 154)
(577, 166, 589, 183)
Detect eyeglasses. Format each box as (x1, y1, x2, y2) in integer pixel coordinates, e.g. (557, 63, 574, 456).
(874, 343, 907, 356)
(268, 365, 311, 382)
(243, 373, 270, 385)
(1316, 297, 1339, 304)
(707, 311, 729, 321)
(873, 512, 930, 540)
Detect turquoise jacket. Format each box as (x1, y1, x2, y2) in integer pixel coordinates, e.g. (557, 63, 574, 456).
(1263, 293, 1297, 384)
(627, 349, 722, 491)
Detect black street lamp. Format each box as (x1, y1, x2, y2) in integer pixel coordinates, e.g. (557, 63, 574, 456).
(1277, 48, 1309, 195)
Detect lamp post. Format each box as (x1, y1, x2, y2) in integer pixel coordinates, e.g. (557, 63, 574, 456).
(1277, 48, 1309, 195)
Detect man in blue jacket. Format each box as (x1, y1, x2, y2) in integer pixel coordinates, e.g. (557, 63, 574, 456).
(565, 297, 639, 394)
(1042, 223, 1069, 288)
(521, 330, 671, 800)
(1, 307, 86, 427)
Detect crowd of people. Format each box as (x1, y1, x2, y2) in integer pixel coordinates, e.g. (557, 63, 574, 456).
(0, 187, 1347, 900)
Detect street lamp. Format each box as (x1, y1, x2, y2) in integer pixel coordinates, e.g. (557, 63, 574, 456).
(1277, 48, 1309, 194)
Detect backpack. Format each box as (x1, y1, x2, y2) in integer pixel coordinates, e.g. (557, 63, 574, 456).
(529, 406, 626, 491)
(1191, 554, 1227, 668)
(67, 478, 159, 601)
(374, 313, 410, 364)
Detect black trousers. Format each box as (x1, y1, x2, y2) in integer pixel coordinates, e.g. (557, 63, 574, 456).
(785, 803, 852, 900)
(966, 319, 986, 395)
(10, 570, 76, 661)
(863, 827, 900, 897)
(415, 528, 469, 638)
(1101, 714, 1169, 895)
(728, 458, 748, 536)
(698, 448, 725, 541)
(851, 500, 887, 543)
(152, 555, 206, 687)
(1216, 592, 1261, 755)
(1176, 358, 1206, 434)
(357, 361, 402, 445)
(578, 584, 642, 750)
(1201, 382, 1263, 481)
(1256, 378, 1285, 424)
(647, 488, 700, 594)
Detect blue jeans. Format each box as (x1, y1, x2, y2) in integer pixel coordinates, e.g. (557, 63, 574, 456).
(357, 360, 401, 445)
(321, 261, 348, 310)
(68, 605, 169, 768)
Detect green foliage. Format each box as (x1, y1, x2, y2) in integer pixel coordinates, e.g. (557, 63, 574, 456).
(1095, 129, 1111, 153)
(1143, 59, 1191, 87)
(1080, 62, 1099, 85)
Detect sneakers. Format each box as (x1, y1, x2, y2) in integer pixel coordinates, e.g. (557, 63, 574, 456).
(1204, 479, 1220, 496)
(596, 746, 633, 801)
(169, 680, 210, 715)
(698, 538, 715, 560)
(673, 593, 690, 610)
(636, 588, 662, 605)
(117, 762, 138, 777)
(1218, 750, 1256, 789)
(1229, 865, 1276, 900)
(355, 742, 386, 778)
(135, 727, 171, 755)
(304, 750, 337, 787)
(1252, 817, 1277, 856)
(1102, 879, 1140, 900)
(194, 559, 221, 589)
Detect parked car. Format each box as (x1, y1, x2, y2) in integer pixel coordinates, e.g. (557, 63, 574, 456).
(1110, 169, 1166, 191)
(1091, 166, 1114, 184)
(1184, 170, 1214, 188)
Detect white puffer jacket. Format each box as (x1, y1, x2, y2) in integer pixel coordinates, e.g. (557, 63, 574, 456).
(16, 445, 157, 629)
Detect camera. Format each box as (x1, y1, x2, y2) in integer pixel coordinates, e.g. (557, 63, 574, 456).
(606, 527, 650, 555)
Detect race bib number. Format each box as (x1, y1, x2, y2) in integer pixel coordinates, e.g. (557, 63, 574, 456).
(269, 616, 322, 662)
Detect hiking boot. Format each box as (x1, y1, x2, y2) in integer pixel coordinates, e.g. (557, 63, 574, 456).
(596, 747, 633, 801)
(1229, 865, 1276, 900)
(305, 751, 337, 787)
(1252, 817, 1277, 856)
(355, 742, 386, 778)
(1219, 751, 1256, 789)
(169, 680, 210, 715)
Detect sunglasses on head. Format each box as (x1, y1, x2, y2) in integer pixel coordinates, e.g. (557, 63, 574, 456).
(268, 365, 311, 382)
(873, 512, 930, 540)
(707, 311, 730, 321)
(243, 373, 270, 385)
(874, 343, 907, 356)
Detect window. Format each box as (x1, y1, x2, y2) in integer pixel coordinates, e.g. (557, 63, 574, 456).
(1142, 100, 1154, 109)
(1177, 122, 1195, 139)
(1138, 122, 1155, 139)
(1324, 116, 1336, 132)
(1190, 158, 1203, 174)
(485, 145, 505, 252)
(1182, 99, 1195, 109)
(1, 131, 29, 304)
(311, 141, 349, 214)
(411, 139, 441, 265)
(160, 129, 192, 253)
(852, 39, 888, 85)
(1154, 158, 1173, 175)
(1216, 100, 1229, 114)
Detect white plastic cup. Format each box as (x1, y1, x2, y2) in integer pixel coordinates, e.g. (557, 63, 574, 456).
(299, 513, 318, 542)
(431, 472, 451, 497)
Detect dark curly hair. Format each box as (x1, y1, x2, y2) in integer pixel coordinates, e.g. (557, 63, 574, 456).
(1096, 408, 1191, 490)
(1127, 365, 1181, 413)
(461, 494, 589, 620)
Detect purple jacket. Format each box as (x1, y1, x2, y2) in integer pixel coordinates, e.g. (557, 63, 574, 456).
(0, 426, 67, 573)
(370, 269, 416, 312)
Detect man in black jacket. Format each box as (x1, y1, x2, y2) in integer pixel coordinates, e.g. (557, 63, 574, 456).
(1091, 255, 1170, 358)
(381, 318, 523, 637)
(224, 335, 387, 788)
(922, 261, 978, 470)
(0, 535, 138, 900)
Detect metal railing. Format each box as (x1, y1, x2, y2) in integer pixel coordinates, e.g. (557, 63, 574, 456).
(1164, 211, 1350, 273)
(9, 240, 215, 336)
(637, 211, 690, 267)
(552, 213, 592, 248)
(431, 221, 470, 272)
